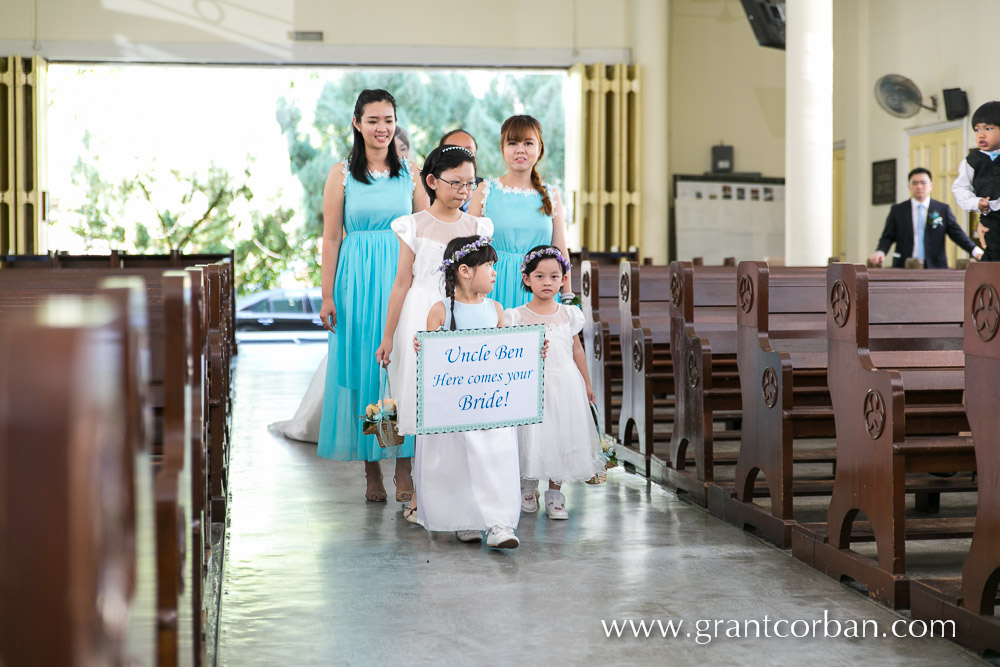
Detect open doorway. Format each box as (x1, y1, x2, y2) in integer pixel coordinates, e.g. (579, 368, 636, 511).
(45, 64, 569, 294)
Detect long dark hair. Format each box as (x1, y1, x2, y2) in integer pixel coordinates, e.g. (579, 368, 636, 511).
(500, 115, 553, 216)
(348, 89, 403, 184)
(441, 235, 498, 330)
(421, 145, 476, 204)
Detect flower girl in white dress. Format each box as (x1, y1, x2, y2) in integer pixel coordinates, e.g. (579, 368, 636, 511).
(414, 236, 522, 548)
(504, 246, 603, 519)
(375, 146, 492, 518)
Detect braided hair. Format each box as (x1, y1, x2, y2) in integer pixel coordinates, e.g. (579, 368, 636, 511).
(421, 145, 476, 204)
(500, 115, 553, 216)
(348, 89, 403, 185)
(441, 235, 498, 331)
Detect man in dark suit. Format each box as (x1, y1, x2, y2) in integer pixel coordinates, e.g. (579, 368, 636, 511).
(869, 167, 983, 268)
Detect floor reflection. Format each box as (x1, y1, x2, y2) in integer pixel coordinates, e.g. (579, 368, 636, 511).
(217, 342, 987, 666)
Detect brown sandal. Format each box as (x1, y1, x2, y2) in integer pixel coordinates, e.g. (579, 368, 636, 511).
(394, 475, 414, 504)
(365, 466, 387, 502)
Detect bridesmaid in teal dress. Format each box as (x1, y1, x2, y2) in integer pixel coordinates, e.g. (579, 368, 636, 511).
(468, 115, 570, 309)
(317, 89, 429, 503)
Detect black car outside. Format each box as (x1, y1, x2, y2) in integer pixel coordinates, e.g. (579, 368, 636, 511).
(236, 288, 325, 331)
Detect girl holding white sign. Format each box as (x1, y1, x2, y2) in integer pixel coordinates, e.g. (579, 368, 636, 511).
(505, 246, 603, 520)
(412, 235, 523, 549)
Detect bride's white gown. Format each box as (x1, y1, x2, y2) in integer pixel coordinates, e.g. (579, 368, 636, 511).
(269, 353, 327, 443)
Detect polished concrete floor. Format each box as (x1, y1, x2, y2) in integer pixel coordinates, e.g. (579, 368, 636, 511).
(216, 342, 989, 666)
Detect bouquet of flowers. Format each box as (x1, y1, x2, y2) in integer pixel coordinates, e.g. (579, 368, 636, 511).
(360, 370, 405, 448)
(586, 402, 620, 484)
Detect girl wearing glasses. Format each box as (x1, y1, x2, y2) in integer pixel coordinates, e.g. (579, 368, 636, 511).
(314, 89, 427, 504)
(467, 115, 571, 309)
(376, 145, 493, 521)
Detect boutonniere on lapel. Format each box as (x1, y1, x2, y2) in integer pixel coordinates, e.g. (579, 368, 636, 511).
(929, 211, 943, 229)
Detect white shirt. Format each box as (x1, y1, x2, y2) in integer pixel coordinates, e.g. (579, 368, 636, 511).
(906, 195, 983, 260)
(951, 153, 1000, 213)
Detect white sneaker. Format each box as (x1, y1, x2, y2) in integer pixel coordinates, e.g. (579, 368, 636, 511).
(544, 490, 569, 520)
(520, 478, 539, 513)
(486, 525, 519, 549)
(456, 530, 482, 543)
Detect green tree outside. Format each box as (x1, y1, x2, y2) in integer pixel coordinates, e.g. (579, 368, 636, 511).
(59, 68, 565, 294)
(277, 70, 565, 286)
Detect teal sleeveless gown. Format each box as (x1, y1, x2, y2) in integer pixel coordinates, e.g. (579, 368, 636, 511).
(318, 161, 416, 461)
(480, 178, 557, 309)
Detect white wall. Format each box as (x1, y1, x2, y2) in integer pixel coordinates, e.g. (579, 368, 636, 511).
(668, 0, 785, 180)
(833, 0, 996, 261)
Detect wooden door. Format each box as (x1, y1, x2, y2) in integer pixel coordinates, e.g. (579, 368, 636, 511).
(909, 127, 965, 266)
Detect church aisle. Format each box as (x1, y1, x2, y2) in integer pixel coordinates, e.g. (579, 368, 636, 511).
(217, 343, 987, 666)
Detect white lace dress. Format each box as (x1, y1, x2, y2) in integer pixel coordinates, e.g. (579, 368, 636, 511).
(504, 304, 603, 483)
(388, 211, 494, 435)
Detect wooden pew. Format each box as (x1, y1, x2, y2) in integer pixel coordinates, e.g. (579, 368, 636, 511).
(910, 262, 1000, 656)
(580, 260, 624, 438)
(121, 251, 237, 360)
(0, 269, 205, 665)
(710, 262, 834, 543)
(791, 263, 976, 609)
(1, 250, 238, 360)
(616, 261, 674, 477)
(615, 259, 738, 481)
(715, 266, 981, 546)
(658, 261, 743, 502)
(0, 293, 157, 666)
(571, 246, 641, 267)
(1, 255, 233, 525)
(157, 271, 201, 667)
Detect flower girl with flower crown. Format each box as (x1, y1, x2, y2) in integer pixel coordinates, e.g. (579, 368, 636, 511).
(504, 246, 603, 520)
(412, 236, 522, 549)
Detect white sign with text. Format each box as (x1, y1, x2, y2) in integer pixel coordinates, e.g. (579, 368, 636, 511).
(416, 325, 545, 434)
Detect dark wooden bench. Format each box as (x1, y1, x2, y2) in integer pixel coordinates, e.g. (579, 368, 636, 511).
(658, 261, 744, 502)
(0, 269, 206, 664)
(791, 263, 976, 609)
(710, 263, 836, 542)
(0, 256, 233, 525)
(910, 262, 1000, 656)
(581, 260, 625, 437)
(1, 250, 238, 359)
(615, 262, 674, 477)
(712, 264, 971, 546)
(0, 292, 157, 666)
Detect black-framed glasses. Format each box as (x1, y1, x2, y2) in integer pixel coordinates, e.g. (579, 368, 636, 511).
(438, 178, 478, 193)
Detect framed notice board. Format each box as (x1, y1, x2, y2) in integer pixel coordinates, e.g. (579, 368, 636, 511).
(872, 159, 896, 205)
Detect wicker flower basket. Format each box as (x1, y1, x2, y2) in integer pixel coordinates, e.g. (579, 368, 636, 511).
(362, 416, 406, 448)
(360, 368, 406, 448)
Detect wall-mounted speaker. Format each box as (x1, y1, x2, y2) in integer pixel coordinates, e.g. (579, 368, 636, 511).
(942, 88, 968, 121)
(740, 0, 786, 50)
